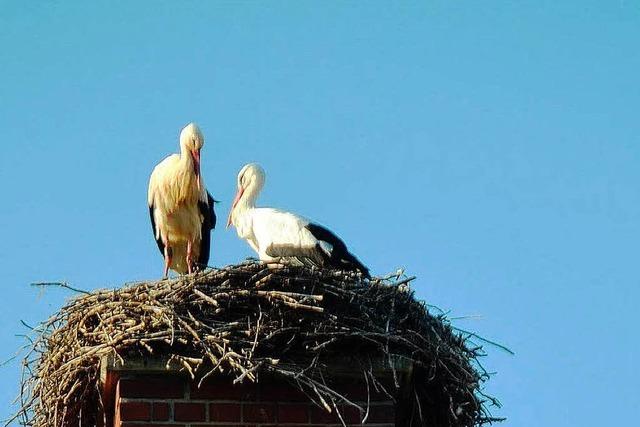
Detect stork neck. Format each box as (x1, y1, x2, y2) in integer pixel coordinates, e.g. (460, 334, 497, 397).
(180, 144, 194, 167)
(237, 188, 258, 211)
(233, 184, 260, 223)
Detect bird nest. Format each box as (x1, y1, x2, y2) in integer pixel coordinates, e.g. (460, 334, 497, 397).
(13, 261, 503, 427)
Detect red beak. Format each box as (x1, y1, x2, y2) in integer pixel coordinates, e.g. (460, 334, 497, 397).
(227, 186, 244, 228)
(192, 149, 201, 189)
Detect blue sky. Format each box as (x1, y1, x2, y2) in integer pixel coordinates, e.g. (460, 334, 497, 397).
(1, 1, 639, 425)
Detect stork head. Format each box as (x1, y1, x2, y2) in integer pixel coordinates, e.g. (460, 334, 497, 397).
(180, 122, 204, 188)
(227, 163, 266, 228)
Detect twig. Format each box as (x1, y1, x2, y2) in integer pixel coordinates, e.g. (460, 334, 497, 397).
(30, 282, 91, 295)
(452, 327, 515, 355)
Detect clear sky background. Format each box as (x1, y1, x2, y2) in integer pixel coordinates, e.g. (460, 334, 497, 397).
(1, 1, 638, 425)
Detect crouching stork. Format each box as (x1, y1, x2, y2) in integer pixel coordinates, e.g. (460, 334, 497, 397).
(227, 163, 369, 278)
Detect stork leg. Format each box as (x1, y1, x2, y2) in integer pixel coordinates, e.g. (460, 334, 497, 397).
(186, 240, 193, 274)
(163, 239, 172, 279)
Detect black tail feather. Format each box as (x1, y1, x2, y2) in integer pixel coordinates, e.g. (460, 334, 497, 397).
(197, 191, 217, 267)
(335, 250, 371, 279)
(306, 223, 370, 279)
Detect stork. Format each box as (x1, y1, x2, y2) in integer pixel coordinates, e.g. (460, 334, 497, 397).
(148, 123, 216, 277)
(227, 163, 370, 278)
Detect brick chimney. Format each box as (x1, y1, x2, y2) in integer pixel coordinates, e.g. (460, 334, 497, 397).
(101, 356, 400, 427)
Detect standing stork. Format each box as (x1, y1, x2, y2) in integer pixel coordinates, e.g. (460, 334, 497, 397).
(148, 123, 216, 277)
(227, 163, 370, 278)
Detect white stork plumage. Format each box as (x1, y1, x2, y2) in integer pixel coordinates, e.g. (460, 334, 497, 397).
(227, 163, 370, 278)
(148, 123, 216, 277)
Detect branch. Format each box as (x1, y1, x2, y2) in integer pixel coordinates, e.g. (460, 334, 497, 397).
(30, 282, 91, 295)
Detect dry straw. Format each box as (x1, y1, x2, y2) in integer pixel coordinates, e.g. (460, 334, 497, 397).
(12, 260, 503, 426)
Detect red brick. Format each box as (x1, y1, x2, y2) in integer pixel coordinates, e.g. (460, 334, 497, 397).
(174, 402, 206, 422)
(194, 425, 255, 427)
(152, 402, 170, 421)
(365, 404, 395, 423)
(121, 424, 182, 427)
(191, 379, 257, 400)
(243, 403, 276, 422)
(340, 405, 363, 424)
(119, 401, 151, 421)
(118, 377, 185, 399)
(310, 406, 340, 423)
(333, 383, 369, 402)
(277, 403, 309, 423)
(209, 402, 241, 422)
(311, 404, 365, 424)
(259, 382, 308, 402)
(331, 377, 395, 403)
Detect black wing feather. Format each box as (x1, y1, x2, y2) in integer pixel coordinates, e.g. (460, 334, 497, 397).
(305, 223, 370, 278)
(197, 192, 217, 268)
(149, 205, 165, 256)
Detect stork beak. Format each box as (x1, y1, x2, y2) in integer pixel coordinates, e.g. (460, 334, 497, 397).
(192, 149, 201, 189)
(226, 186, 244, 228)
